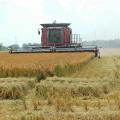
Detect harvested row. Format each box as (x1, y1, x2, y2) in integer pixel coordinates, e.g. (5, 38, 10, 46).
(0, 82, 28, 99)
(21, 111, 120, 120)
(35, 78, 114, 98)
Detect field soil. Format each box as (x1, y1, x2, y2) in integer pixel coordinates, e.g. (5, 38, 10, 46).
(0, 49, 120, 120)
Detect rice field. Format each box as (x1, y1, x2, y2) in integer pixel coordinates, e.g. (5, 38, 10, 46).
(0, 52, 94, 77)
(0, 49, 120, 120)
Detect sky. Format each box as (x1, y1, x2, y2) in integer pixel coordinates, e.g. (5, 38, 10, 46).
(0, 0, 120, 46)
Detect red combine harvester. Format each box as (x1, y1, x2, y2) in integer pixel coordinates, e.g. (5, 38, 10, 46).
(9, 23, 100, 57)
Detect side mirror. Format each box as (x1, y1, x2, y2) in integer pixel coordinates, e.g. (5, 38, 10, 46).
(38, 30, 40, 35)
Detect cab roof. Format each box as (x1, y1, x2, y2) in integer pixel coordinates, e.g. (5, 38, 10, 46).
(40, 23, 70, 27)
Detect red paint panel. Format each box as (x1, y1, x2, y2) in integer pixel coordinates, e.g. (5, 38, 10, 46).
(41, 27, 71, 47)
(41, 28, 48, 47)
(64, 28, 70, 45)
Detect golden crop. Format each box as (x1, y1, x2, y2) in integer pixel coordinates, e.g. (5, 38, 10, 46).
(0, 54, 119, 120)
(0, 52, 94, 77)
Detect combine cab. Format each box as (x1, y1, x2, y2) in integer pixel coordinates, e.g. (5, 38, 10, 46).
(9, 23, 100, 58)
